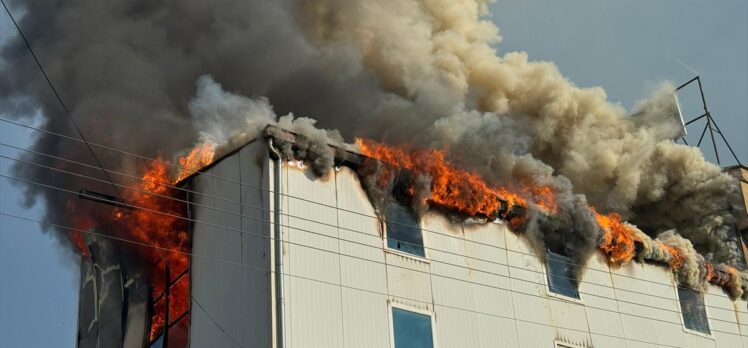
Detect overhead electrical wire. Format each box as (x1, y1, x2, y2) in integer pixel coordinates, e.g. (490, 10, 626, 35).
(0, 97, 744, 323)
(0, 152, 732, 305)
(0, 0, 126, 203)
(190, 296, 245, 348)
(2, 116, 739, 300)
(0, 143, 743, 309)
(0, 167, 743, 321)
(1, 114, 744, 283)
(1, 210, 738, 345)
(0, 2, 742, 344)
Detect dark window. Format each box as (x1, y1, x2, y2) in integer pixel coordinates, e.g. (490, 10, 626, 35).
(392, 308, 434, 348)
(386, 203, 425, 257)
(546, 250, 579, 299)
(678, 287, 710, 334)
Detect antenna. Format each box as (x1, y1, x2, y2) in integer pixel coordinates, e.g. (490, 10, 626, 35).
(674, 76, 743, 166)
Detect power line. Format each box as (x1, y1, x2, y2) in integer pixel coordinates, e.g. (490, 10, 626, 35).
(191, 296, 245, 348)
(0, 117, 725, 296)
(0, 116, 501, 244)
(0, 0, 126, 203)
(0, 117, 743, 305)
(0, 4, 740, 343)
(2, 211, 737, 345)
(0, 169, 743, 321)
(3, 114, 740, 292)
(0, 149, 742, 308)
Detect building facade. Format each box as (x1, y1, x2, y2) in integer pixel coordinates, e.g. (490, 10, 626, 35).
(183, 132, 748, 348)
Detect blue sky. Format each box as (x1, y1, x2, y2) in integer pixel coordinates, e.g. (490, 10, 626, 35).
(1, 2, 746, 347)
(490, 0, 747, 164)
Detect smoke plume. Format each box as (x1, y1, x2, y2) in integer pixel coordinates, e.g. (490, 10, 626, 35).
(0, 0, 742, 278)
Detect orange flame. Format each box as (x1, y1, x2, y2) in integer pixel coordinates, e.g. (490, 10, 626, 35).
(116, 143, 212, 341)
(175, 143, 215, 183)
(116, 159, 191, 341)
(705, 262, 715, 283)
(66, 201, 95, 256)
(67, 231, 90, 257)
(706, 263, 736, 286)
(593, 210, 638, 264)
(356, 139, 559, 217)
(64, 142, 217, 342)
(529, 186, 558, 215)
(657, 242, 683, 270)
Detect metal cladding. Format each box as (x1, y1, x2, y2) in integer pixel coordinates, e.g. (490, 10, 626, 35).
(175, 135, 748, 348)
(259, 127, 748, 299)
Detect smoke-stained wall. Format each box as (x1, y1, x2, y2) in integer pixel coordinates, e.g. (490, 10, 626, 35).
(0, 0, 742, 268)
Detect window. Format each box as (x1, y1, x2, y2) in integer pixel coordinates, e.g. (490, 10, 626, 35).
(555, 342, 582, 348)
(391, 307, 434, 348)
(148, 261, 190, 348)
(546, 250, 579, 299)
(386, 203, 425, 257)
(678, 287, 710, 335)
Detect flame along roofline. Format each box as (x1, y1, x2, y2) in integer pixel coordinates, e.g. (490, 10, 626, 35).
(175, 125, 526, 219)
(174, 125, 365, 187)
(171, 126, 748, 296)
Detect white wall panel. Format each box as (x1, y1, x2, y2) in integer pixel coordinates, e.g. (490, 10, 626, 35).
(549, 298, 589, 333)
(434, 306, 480, 348)
(705, 286, 744, 347)
(590, 333, 628, 348)
(190, 140, 272, 348)
(515, 320, 554, 348)
(283, 164, 344, 348)
(462, 223, 511, 290)
(610, 263, 661, 346)
(287, 278, 344, 348)
(386, 252, 433, 304)
(341, 289, 390, 348)
(340, 254, 388, 294)
(475, 313, 519, 348)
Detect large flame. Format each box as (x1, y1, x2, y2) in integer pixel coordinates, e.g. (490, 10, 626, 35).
(175, 143, 215, 183)
(115, 158, 191, 341)
(657, 241, 684, 270)
(65, 142, 215, 342)
(593, 210, 639, 264)
(355, 139, 560, 216)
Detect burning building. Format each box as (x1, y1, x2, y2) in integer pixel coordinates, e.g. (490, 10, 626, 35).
(73, 126, 748, 347)
(1, 0, 746, 347)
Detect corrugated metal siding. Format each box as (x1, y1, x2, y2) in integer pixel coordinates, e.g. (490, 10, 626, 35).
(190, 140, 272, 348)
(188, 140, 748, 348)
(336, 167, 391, 348)
(284, 163, 344, 348)
(706, 286, 743, 347)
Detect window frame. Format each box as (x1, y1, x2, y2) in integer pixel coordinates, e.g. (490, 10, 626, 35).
(387, 301, 438, 348)
(675, 285, 714, 339)
(381, 202, 429, 261)
(554, 340, 584, 348)
(543, 250, 583, 303)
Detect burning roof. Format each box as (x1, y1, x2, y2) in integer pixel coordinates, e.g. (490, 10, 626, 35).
(252, 126, 748, 299)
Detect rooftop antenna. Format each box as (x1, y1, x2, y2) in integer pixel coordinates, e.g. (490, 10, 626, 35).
(674, 76, 743, 166)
